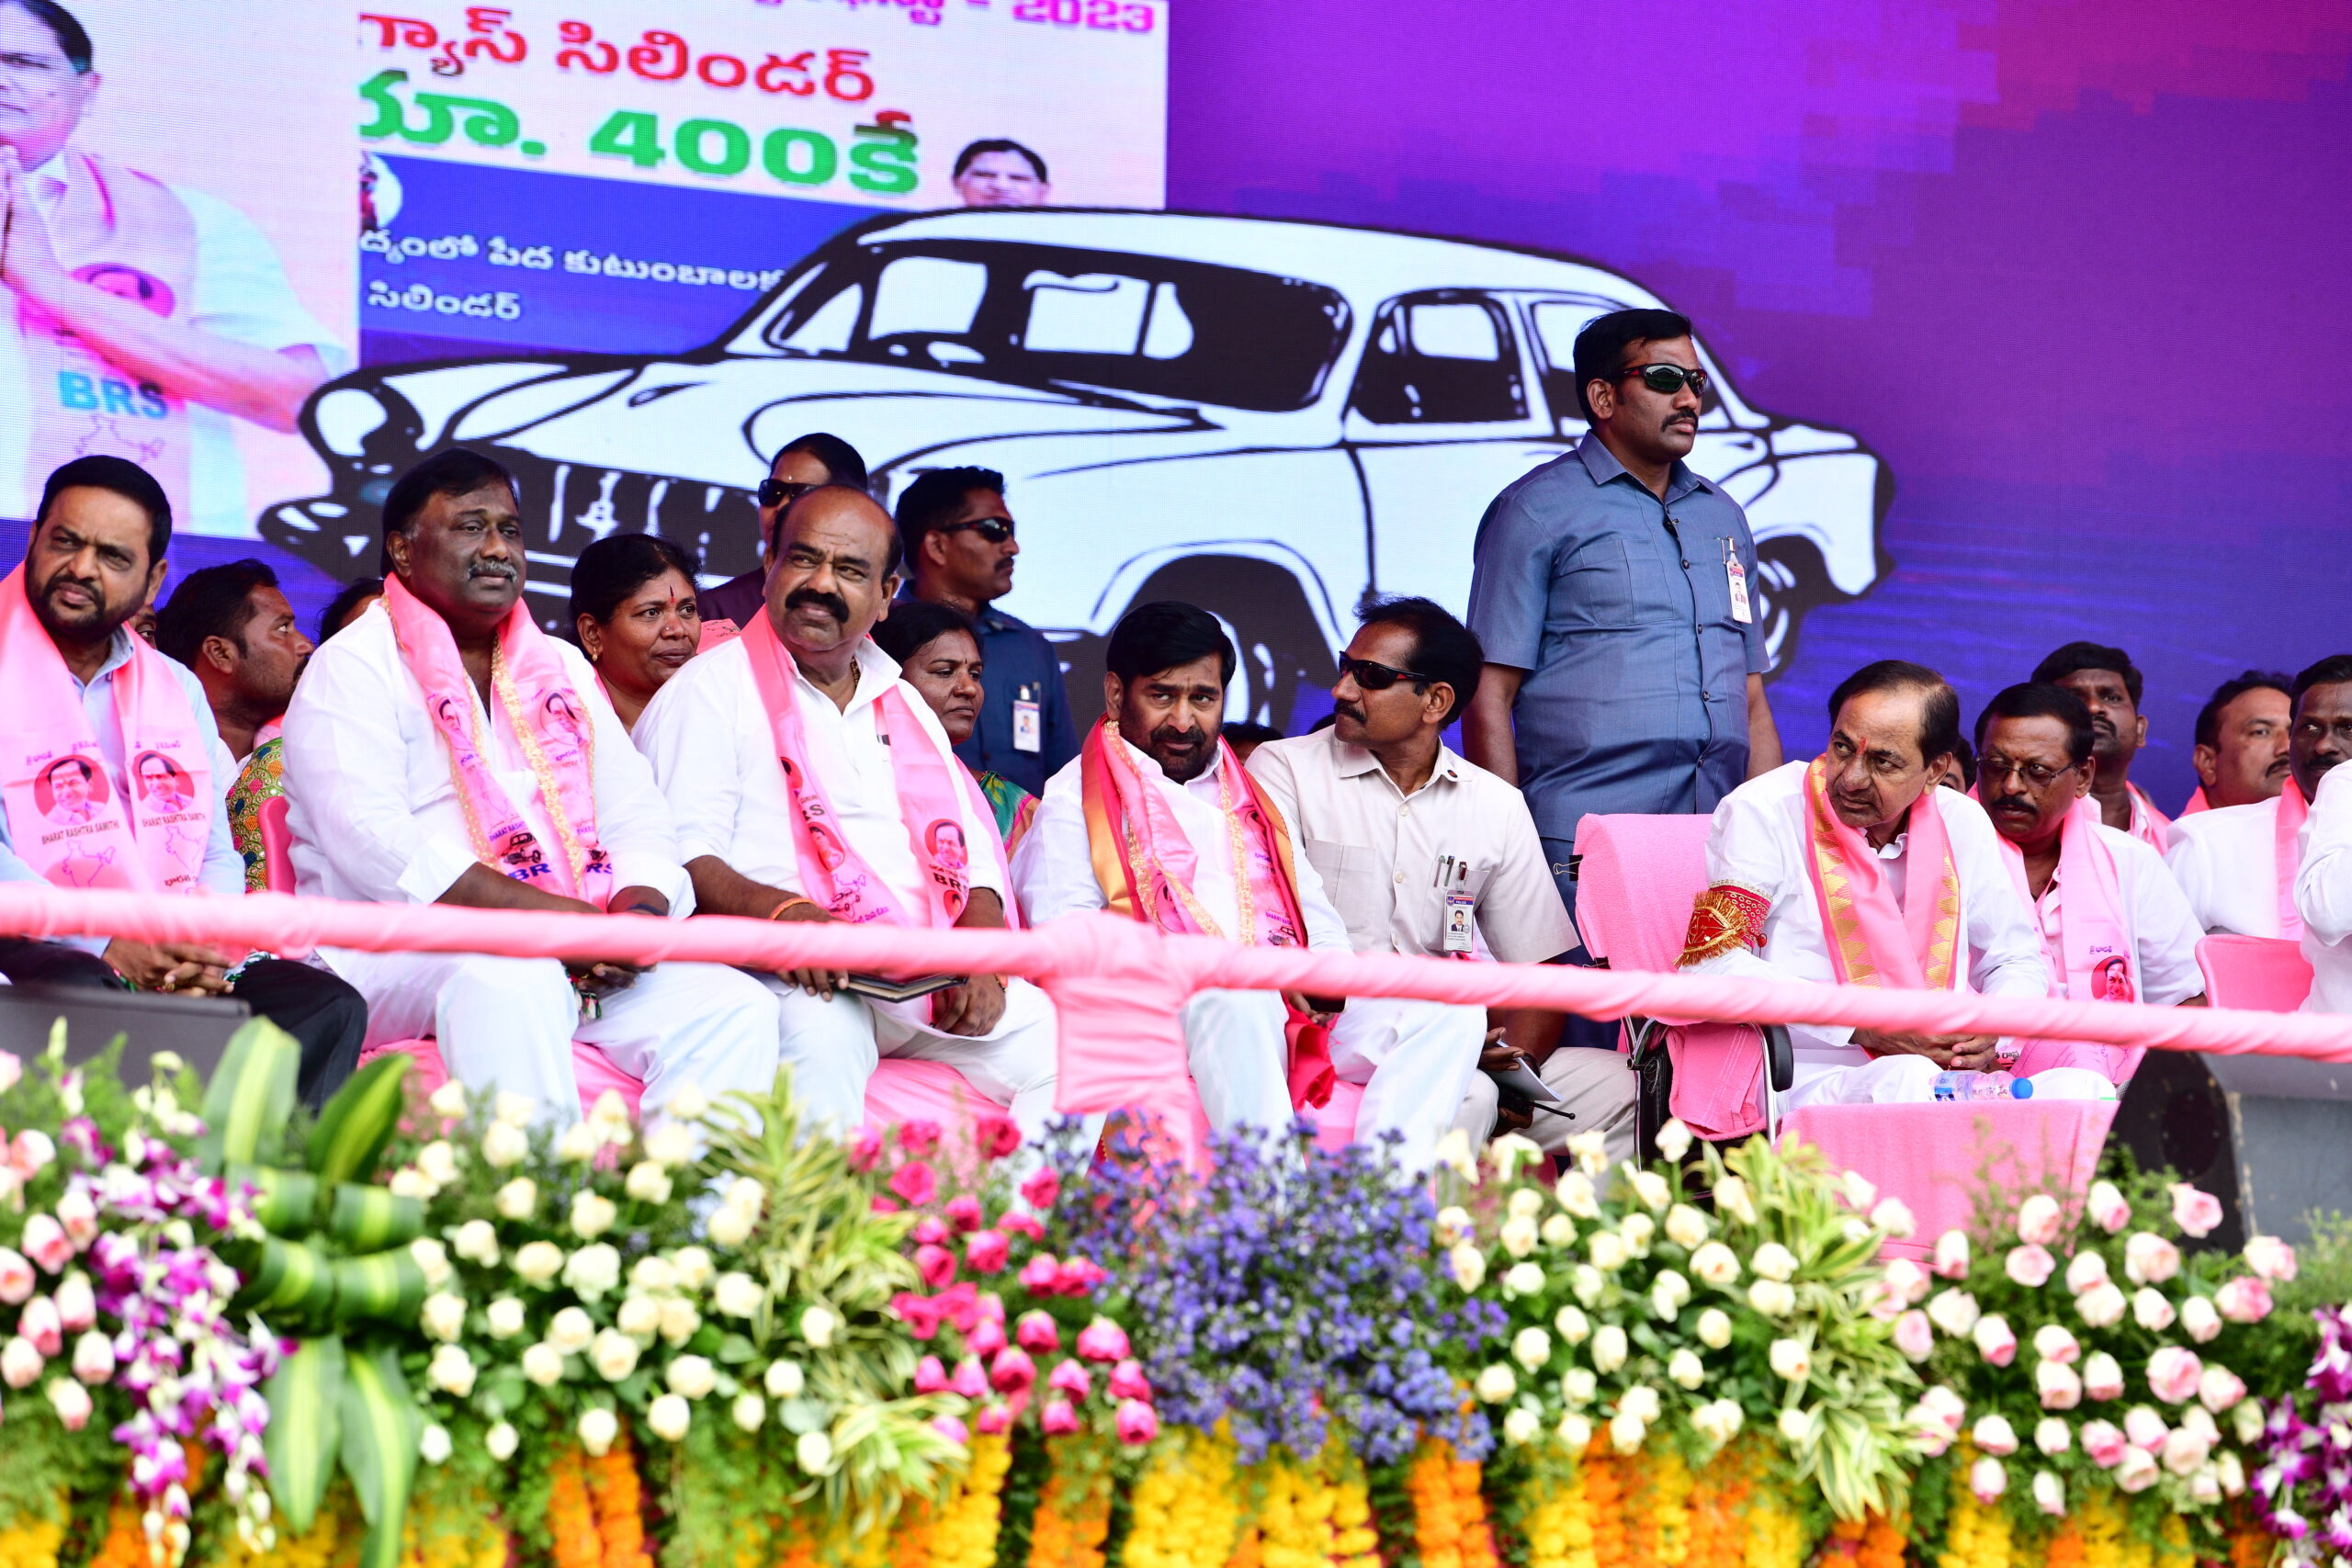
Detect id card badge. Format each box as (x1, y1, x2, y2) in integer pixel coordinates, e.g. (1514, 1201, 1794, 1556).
(1442, 890, 1476, 955)
(1012, 687, 1042, 754)
(1724, 544, 1753, 625)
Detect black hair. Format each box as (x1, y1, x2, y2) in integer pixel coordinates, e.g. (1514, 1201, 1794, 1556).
(1943, 733, 1977, 791)
(775, 483, 903, 577)
(952, 138, 1047, 183)
(46, 755, 91, 782)
(774, 431, 868, 491)
(2194, 671, 2293, 750)
(37, 455, 171, 568)
(4, 0, 91, 71)
(319, 577, 384, 642)
(1974, 682, 2098, 770)
(2031, 641, 2143, 707)
(893, 467, 1006, 568)
(1571, 308, 1696, 423)
(381, 447, 515, 543)
(1355, 595, 1485, 724)
(1222, 721, 1283, 748)
(2291, 655, 2352, 710)
(871, 600, 979, 668)
(569, 533, 701, 635)
(1828, 659, 1962, 767)
(1105, 601, 1235, 686)
(153, 558, 278, 668)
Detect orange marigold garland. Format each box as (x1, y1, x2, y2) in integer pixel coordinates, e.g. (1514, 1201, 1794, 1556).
(547, 1444, 604, 1568)
(1025, 1465, 1113, 1568)
(1406, 1441, 1498, 1568)
(584, 1432, 653, 1568)
(1579, 1450, 1626, 1568)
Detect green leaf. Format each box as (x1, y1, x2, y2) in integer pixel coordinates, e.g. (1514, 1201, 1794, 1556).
(716, 1333, 756, 1364)
(328, 1183, 424, 1252)
(262, 1337, 345, 1535)
(330, 1249, 427, 1324)
(340, 1345, 423, 1568)
(244, 1236, 339, 1321)
(230, 1165, 319, 1235)
(306, 1054, 412, 1187)
(196, 1018, 300, 1174)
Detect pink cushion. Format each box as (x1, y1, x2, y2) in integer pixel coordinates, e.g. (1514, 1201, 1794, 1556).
(1781, 1100, 2120, 1261)
(2197, 935, 2313, 1013)
(1308, 1079, 1365, 1151)
(1570, 814, 1714, 968)
(259, 795, 294, 897)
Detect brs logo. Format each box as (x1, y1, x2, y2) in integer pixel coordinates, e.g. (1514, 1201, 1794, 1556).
(58, 371, 169, 420)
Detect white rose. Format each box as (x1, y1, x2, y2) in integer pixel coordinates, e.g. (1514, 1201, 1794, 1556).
(452, 1220, 499, 1269)
(1747, 1280, 1796, 1317)
(2179, 1296, 2222, 1343)
(1541, 1214, 1576, 1249)
(1586, 1232, 1627, 1272)
(799, 1304, 839, 1348)
(731, 1392, 766, 1433)
(1610, 1413, 1647, 1454)
(590, 1329, 640, 1382)
(1750, 1242, 1797, 1282)
(428, 1080, 469, 1120)
(548, 1306, 595, 1354)
(1973, 1414, 2019, 1456)
(1655, 1119, 1693, 1164)
(1619, 1213, 1656, 1256)
(725, 1178, 766, 1217)
(1927, 1289, 1982, 1337)
(512, 1241, 564, 1286)
(571, 1191, 618, 1240)
(707, 1205, 753, 1248)
(493, 1091, 535, 1128)
(420, 1292, 467, 1344)
(1690, 1242, 1741, 1287)
(765, 1359, 806, 1398)
(630, 1256, 676, 1295)
(1696, 1307, 1732, 1349)
(659, 1298, 701, 1346)
(1692, 1399, 1744, 1447)
(671, 1247, 715, 1292)
(1555, 1413, 1594, 1450)
(1651, 1269, 1690, 1314)
(2036, 1416, 2073, 1456)
(1474, 1364, 1518, 1403)
(1505, 1187, 1544, 1220)
(494, 1178, 538, 1221)
(1769, 1337, 1812, 1382)
(1713, 1175, 1758, 1227)
(416, 1141, 461, 1187)
(1502, 1406, 1542, 1446)
(426, 1345, 476, 1398)
(1555, 1171, 1600, 1219)
(1434, 1206, 1474, 1245)
(1778, 1408, 1810, 1443)
(419, 1423, 452, 1466)
(1566, 1131, 1610, 1177)
(1432, 1129, 1479, 1180)
(411, 1238, 453, 1290)
(578, 1407, 619, 1456)
(646, 1395, 693, 1442)
(1664, 1204, 1710, 1250)
(2132, 1288, 2177, 1332)
(1560, 1367, 1598, 1405)
(1572, 1265, 1606, 1306)
(667, 1355, 718, 1400)
(485, 1297, 526, 1340)
(644, 1122, 697, 1168)
(1554, 1304, 1590, 1344)
(2076, 1282, 2129, 1330)
(2031, 1470, 2065, 1517)
(486, 1422, 519, 1461)
(480, 1121, 530, 1171)
(389, 1168, 438, 1201)
(563, 1243, 622, 1302)
(1871, 1198, 1917, 1239)
(1511, 1326, 1552, 1371)
(616, 1295, 662, 1340)
(557, 1122, 603, 1164)
(796, 1429, 835, 1475)
(1499, 1213, 1541, 1259)
(1627, 1169, 1670, 1213)
(1668, 1348, 1705, 1390)
(1449, 1243, 1487, 1292)
(1591, 1324, 1628, 1373)
(625, 1163, 673, 1207)
(1618, 1385, 1662, 1423)
(1502, 1261, 1545, 1298)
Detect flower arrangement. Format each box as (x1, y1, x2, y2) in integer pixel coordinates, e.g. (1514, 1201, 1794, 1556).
(2252, 1299, 2352, 1561)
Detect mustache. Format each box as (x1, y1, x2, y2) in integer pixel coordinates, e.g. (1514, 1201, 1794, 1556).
(1989, 795, 2034, 815)
(468, 562, 517, 581)
(1332, 701, 1366, 725)
(1149, 726, 1204, 751)
(785, 587, 850, 623)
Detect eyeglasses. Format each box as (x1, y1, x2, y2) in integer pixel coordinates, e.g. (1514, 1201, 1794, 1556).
(936, 515, 1015, 545)
(757, 477, 822, 509)
(1978, 756, 2075, 790)
(1336, 655, 1440, 692)
(1616, 363, 1711, 396)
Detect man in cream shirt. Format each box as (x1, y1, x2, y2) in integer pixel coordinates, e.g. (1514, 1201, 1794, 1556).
(1248, 598, 1631, 1169)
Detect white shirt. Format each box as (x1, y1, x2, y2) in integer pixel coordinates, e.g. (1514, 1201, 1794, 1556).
(2296, 763, 2352, 1014)
(1246, 728, 1572, 963)
(2026, 822, 2206, 1007)
(1012, 739, 1351, 950)
(633, 636, 1002, 914)
(0, 148, 345, 535)
(1683, 761, 2049, 1057)
(280, 602, 688, 910)
(2165, 795, 2286, 937)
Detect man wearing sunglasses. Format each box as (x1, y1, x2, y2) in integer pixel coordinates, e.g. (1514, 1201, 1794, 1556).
(696, 432, 867, 637)
(895, 465, 1079, 795)
(1247, 597, 1635, 1171)
(1464, 307, 1781, 943)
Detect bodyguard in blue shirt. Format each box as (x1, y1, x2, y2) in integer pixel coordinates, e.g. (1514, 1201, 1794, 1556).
(893, 467, 1079, 795)
(1464, 309, 1782, 929)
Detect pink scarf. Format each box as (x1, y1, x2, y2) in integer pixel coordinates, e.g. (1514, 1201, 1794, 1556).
(2178, 785, 2211, 818)
(1801, 754, 1962, 998)
(0, 564, 209, 892)
(2126, 784, 2170, 853)
(739, 614, 986, 928)
(1995, 795, 2140, 1084)
(2277, 777, 2309, 941)
(381, 575, 612, 905)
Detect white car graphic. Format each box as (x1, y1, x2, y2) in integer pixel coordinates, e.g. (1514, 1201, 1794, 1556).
(266, 209, 1889, 724)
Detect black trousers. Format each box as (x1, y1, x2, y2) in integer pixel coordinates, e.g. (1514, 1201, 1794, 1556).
(0, 938, 368, 1110)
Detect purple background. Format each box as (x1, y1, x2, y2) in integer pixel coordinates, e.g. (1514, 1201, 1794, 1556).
(1164, 0, 2352, 808)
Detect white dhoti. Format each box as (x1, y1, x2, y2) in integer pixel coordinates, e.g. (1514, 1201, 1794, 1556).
(1327, 998, 1486, 1172)
(1781, 1042, 2116, 1111)
(328, 949, 779, 1130)
(1182, 987, 1295, 1134)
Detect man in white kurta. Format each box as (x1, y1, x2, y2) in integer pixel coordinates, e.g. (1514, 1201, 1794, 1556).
(282, 453, 776, 1128)
(634, 486, 1062, 1141)
(2297, 760, 2352, 1016)
(1679, 663, 2051, 1111)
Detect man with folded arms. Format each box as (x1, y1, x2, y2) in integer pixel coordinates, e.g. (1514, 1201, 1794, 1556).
(2030, 642, 2171, 851)
(2180, 671, 2293, 817)
(0, 456, 365, 1106)
(1248, 597, 1632, 1169)
(282, 449, 775, 1126)
(1675, 660, 2065, 1110)
(2167, 656, 2352, 938)
(636, 485, 1063, 1141)
(1014, 601, 1352, 1134)
(1973, 682, 2204, 1088)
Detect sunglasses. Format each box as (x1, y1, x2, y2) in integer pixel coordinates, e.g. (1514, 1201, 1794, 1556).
(1617, 363, 1711, 396)
(937, 515, 1015, 545)
(1337, 655, 1441, 692)
(757, 477, 822, 509)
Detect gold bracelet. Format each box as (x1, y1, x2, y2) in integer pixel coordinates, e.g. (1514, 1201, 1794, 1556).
(768, 896, 821, 921)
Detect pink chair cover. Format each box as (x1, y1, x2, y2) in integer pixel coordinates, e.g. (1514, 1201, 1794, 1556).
(1309, 1079, 1366, 1151)
(259, 795, 294, 895)
(2197, 935, 2314, 1013)
(1781, 1100, 2119, 1260)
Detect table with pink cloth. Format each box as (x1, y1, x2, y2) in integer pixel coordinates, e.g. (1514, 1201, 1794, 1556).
(1779, 1100, 2119, 1258)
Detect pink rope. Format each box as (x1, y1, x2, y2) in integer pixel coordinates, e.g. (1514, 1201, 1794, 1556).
(1, 884, 2346, 1064)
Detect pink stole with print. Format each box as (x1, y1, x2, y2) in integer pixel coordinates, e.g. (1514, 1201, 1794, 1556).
(0, 564, 210, 892)
(2276, 778, 2308, 941)
(739, 614, 984, 929)
(381, 575, 613, 904)
(1800, 755, 1962, 1010)
(1996, 795, 2141, 1084)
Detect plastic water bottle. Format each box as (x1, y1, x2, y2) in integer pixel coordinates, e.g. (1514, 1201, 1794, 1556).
(1932, 1071, 2033, 1102)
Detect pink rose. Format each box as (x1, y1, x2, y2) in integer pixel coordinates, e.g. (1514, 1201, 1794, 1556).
(1047, 1359, 1091, 1400)
(69, 1331, 111, 1385)
(18, 1295, 61, 1357)
(847, 1127, 884, 1172)
(890, 1161, 939, 1207)
(20, 1216, 70, 1275)
(969, 1315, 1008, 1357)
(2122, 1405, 2169, 1450)
(0, 1337, 40, 1389)
(2162, 1427, 2211, 1476)
(966, 1230, 1011, 1275)
(1115, 1398, 1159, 1446)
(53, 1274, 91, 1334)
(0, 1052, 19, 1094)
(891, 1292, 944, 1340)
(2064, 1250, 2110, 1296)
(2199, 1364, 2247, 1414)
(1018, 1254, 1061, 1294)
(2033, 1325, 2081, 1365)
(46, 1378, 90, 1431)
(1884, 1259, 1931, 1305)
(933, 1415, 970, 1447)
(53, 1189, 96, 1247)
(1894, 1311, 1935, 1363)
(1077, 1318, 1133, 1364)
(952, 1357, 989, 1399)
(2180, 1296, 2222, 1343)
(872, 1195, 900, 1214)
(2086, 1180, 2131, 1235)
(934, 1282, 980, 1333)
(899, 1120, 944, 1157)
(975, 1401, 1012, 1436)
(1973, 1414, 2019, 1456)
(1015, 1311, 1061, 1354)
(2037, 1360, 2083, 1410)
(9, 1130, 53, 1179)
(1056, 1258, 1107, 1297)
(945, 1196, 984, 1234)
(1019, 1168, 1061, 1212)
(2115, 1446, 2161, 1494)
(912, 1217, 950, 1247)
(914, 1355, 949, 1393)
(2245, 1235, 2299, 1283)
(2216, 1276, 2273, 1324)
(1041, 1396, 1082, 1436)
(915, 1244, 957, 1291)
(2124, 1233, 2180, 1286)
(2080, 1420, 2128, 1468)
(1108, 1359, 1152, 1402)
(2170, 1184, 2223, 1239)
(1000, 1213, 1045, 1243)
(0, 1249, 32, 1305)
(2146, 1346, 2203, 1404)
(1933, 1230, 1971, 1280)
(2006, 1245, 2056, 1289)
(1973, 1314, 2018, 1367)
(973, 1115, 1022, 1161)
(2076, 1282, 2128, 1329)
(989, 1346, 1036, 1393)
(2016, 1193, 2064, 1247)
(1970, 1456, 2007, 1503)
(2081, 1352, 2125, 1401)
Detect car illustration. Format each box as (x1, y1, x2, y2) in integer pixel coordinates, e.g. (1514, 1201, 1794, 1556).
(264, 209, 1890, 726)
